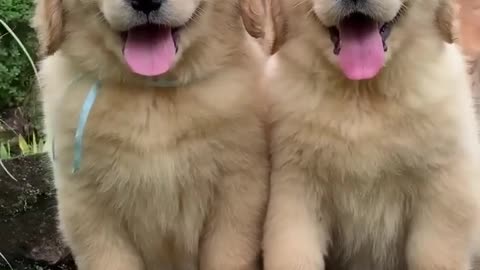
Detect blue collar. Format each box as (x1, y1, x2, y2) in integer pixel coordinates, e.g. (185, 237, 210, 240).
(72, 80, 100, 173)
(53, 76, 184, 174)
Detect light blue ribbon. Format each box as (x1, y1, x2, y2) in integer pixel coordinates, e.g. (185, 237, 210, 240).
(55, 75, 180, 174)
(72, 80, 100, 173)
(52, 73, 88, 162)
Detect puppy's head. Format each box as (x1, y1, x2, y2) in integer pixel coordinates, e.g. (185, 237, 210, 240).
(275, 0, 456, 80)
(32, 0, 262, 81)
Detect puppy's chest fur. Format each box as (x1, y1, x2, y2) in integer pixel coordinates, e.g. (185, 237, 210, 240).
(272, 84, 461, 269)
(45, 65, 264, 259)
(275, 92, 451, 184)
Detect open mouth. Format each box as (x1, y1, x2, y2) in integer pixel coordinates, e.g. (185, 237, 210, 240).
(121, 24, 183, 77)
(327, 11, 402, 80)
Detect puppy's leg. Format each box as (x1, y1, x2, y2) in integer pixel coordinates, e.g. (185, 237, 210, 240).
(263, 169, 329, 270)
(57, 185, 144, 270)
(199, 170, 268, 270)
(406, 167, 479, 270)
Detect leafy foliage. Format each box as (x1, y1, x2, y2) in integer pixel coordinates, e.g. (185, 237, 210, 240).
(18, 132, 45, 156)
(0, 132, 46, 160)
(0, 141, 11, 159)
(0, 0, 38, 108)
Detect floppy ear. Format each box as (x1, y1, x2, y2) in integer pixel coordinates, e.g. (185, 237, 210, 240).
(240, 0, 266, 39)
(32, 0, 64, 56)
(435, 0, 457, 44)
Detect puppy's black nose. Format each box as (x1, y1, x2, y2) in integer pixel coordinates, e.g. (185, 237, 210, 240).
(130, 0, 163, 14)
(343, 0, 366, 5)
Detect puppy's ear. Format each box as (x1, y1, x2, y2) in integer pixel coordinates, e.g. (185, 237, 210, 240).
(269, 0, 286, 53)
(32, 0, 64, 56)
(435, 0, 457, 44)
(240, 0, 266, 39)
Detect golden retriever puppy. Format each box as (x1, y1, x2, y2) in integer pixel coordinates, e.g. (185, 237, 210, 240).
(32, 0, 270, 269)
(262, 0, 480, 269)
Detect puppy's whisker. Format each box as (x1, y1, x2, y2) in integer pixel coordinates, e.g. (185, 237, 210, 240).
(188, 7, 206, 24)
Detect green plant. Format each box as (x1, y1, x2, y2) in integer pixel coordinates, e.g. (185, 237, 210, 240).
(18, 132, 45, 156)
(0, 0, 38, 108)
(0, 132, 46, 160)
(0, 132, 45, 184)
(0, 141, 11, 159)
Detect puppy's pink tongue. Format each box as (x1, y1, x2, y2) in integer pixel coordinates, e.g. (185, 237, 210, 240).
(123, 26, 176, 76)
(338, 16, 384, 80)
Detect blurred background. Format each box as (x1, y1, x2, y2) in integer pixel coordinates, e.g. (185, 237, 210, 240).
(0, 0, 42, 161)
(458, 0, 480, 97)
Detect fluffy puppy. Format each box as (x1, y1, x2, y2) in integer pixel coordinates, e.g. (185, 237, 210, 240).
(32, 0, 269, 269)
(262, 0, 480, 269)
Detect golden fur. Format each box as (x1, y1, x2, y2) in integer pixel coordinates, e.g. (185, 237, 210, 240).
(262, 0, 480, 269)
(32, 0, 270, 269)
(240, 0, 277, 54)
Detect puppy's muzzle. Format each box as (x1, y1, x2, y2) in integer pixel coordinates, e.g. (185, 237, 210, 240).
(335, 0, 381, 21)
